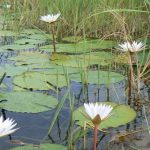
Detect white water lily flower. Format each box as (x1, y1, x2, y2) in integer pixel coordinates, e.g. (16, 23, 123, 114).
(118, 41, 145, 52)
(84, 103, 113, 125)
(0, 116, 18, 138)
(40, 13, 60, 23)
(3, 4, 11, 9)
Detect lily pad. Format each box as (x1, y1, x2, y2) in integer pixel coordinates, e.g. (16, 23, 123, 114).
(28, 33, 52, 40)
(20, 29, 44, 35)
(40, 39, 116, 53)
(73, 102, 136, 130)
(0, 44, 36, 52)
(9, 51, 49, 65)
(69, 70, 124, 85)
(10, 143, 67, 150)
(114, 53, 129, 64)
(14, 38, 46, 45)
(9, 51, 80, 73)
(62, 36, 83, 43)
(51, 52, 113, 67)
(0, 30, 17, 36)
(0, 65, 28, 76)
(13, 72, 67, 91)
(0, 92, 58, 113)
(115, 49, 150, 65)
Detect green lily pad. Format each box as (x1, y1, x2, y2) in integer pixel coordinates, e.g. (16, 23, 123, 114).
(28, 33, 52, 40)
(14, 38, 46, 45)
(115, 49, 150, 65)
(62, 36, 83, 43)
(40, 39, 116, 53)
(0, 92, 58, 113)
(9, 51, 49, 65)
(0, 44, 36, 51)
(114, 53, 129, 64)
(51, 52, 113, 67)
(8, 52, 79, 73)
(69, 70, 124, 84)
(0, 30, 17, 36)
(13, 72, 67, 91)
(20, 29, 44, 35)
(73, 102, 136, 130)
(40, 43, 84, 53)
(0, 65, 28, 76)
(10, 143, 67, 150)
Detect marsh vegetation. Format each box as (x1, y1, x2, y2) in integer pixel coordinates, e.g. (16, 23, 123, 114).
(0, 0, 149, 150)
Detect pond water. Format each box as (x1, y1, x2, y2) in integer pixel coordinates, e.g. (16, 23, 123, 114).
(0, 29, 149, 150)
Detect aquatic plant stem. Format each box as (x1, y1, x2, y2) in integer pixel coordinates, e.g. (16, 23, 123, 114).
(93, 124, 98, 150)
(50, 23, 56, 53)
(128, 52, 134, 105)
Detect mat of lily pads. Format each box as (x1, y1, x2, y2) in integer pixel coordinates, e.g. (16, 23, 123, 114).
(9, 51, 113, 69)
(73, 102, 136, 130)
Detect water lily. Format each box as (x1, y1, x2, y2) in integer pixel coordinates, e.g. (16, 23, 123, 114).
(3, 4, 11, 9)
(84, 103, 113, 150)
(40, 13, 60, 23)
(0, 116, 18, 138)
(84, 103, 113, 125)
(118, 41, 145, 105)
(118, 41, 145, 52)
(40, 13, 61, 53)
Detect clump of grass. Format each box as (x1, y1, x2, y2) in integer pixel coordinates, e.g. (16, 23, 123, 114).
(5, 0, 149, 39)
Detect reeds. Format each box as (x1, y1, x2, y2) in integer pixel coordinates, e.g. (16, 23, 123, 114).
(5, 0, 149, 39)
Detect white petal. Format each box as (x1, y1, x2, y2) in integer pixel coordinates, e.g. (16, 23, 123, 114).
(118, 41, 145, 52)
(0, 116, 18, 138)
(40, 13, 60, 23)
(84, 103, 113, 121)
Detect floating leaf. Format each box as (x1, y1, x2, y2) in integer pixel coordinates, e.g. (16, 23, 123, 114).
(0, 92, 58, 113)
(9, 51, 49, 65)
(0, 65, 28, 76)
(0, 30, 17, 36)
(0, 44, 36, 51)
(115, 50, 150, 65)
(62, 36, 83, 43)
(51, 52, 113, 67)
(40, 39, 117, 53)
(14, 38, 46, 45)
(28, 33, 52, 40)
(73, 102, 136, 130)
(13, 72, 67, 91)
(114, 53, 129, 64)
(20, 29, 44, 35)
(9, 52, 79, 73)
(10, 143, 67, 150)
(69, 70, 124, 84)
